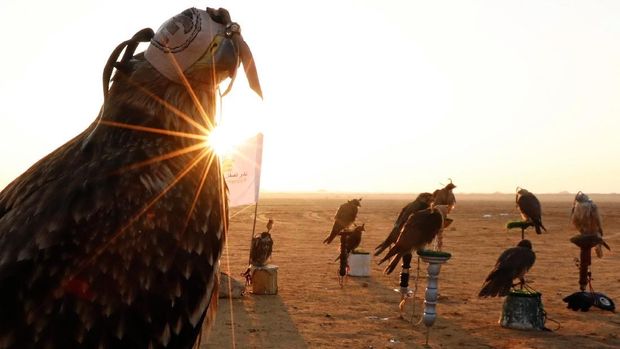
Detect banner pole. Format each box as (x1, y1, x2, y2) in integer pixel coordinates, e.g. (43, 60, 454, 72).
(251, 202, 259, 236)
(247, 202, 259, 267)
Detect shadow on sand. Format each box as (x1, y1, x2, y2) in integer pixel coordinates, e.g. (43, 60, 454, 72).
(202, 292, 308, 349)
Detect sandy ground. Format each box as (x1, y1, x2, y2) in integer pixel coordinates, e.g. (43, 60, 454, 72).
(204, 193, 620, 348)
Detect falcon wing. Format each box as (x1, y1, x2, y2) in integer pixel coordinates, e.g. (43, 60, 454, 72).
(517, 194, 541, 221)
(0, 111, 226, 348)
(335, 202, 358, 225)
(479, 246, 535, 297)
(496, 246, 536, 276)
(375, 199, 428, 256)
(571, 201, 603, 235)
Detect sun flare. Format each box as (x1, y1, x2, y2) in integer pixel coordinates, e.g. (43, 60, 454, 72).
(207, 125, 250, 157)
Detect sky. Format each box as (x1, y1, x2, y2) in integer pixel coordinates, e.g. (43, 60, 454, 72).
(1, 0, 619, 194)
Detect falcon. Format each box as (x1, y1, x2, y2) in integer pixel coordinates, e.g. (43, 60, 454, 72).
(335, 224, 365, 284)
(0, 7, 261, 349)
(323, 198, 361, 244)
(374, 192, 433, 256)
(336, 224, 365, 262)
(377, 205, 444, 274)
(478, 240, 536, 298)
(571, 191, 609, 257)
(432, 179, 456, 214)
(249, 219, 274, 267)
(516, 187, 546, 234)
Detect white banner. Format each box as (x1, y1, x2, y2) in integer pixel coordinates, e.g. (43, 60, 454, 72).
(221, 133, 263, 207)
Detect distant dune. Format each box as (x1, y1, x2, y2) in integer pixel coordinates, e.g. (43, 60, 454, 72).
(260, 191, 620, 203)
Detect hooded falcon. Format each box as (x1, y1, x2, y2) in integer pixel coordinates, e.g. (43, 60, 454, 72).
(432, 179, 456, 214)
(336, 224, 365, 262)
(249, 219, 274, 267)
(374, 192, 433, 256)
(335, 224, 365, 282)
(516, 187, 546, 234)
(377, 205, 444, 274)
(478, 240, 536, 298)
(0, 7, 261, 349)
(323, 198, 361, 244)
(571, 191, 610, 258)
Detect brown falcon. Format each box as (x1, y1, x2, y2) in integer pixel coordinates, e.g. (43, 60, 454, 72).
(374, 192, 433, 256)
(571, 191, 610, 257)
(335, 224, 365, 282)
(249, 219, 274, 267)
(516, 188, 546, 234)
(478, 240, 536, 298)
(0, 7, 261, 349)
(432, 179, 456, 214)
(336, 224, 365, 262)
(323, 198, 361, 244)
(377, 205, 444, 274)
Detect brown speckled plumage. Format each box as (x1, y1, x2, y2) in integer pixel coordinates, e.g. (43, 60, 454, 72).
(0, 7, 260, 349)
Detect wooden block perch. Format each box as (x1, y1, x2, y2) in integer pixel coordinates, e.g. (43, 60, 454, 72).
(251, 264, 279, 295)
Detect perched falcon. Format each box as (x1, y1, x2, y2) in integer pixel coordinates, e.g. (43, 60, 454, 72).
(432, 179, 456, 214)
(335, 224, 365, 282)
(249, 220, 274, 267)
(374, 192, 433, 256)
(432, 204, 452, 251)
(571, 191, 609, 258)
(478, 240, 536, 298)
(323, 198, 361, 244)
(516, 188, 546, 234)
(0, 7, 261, 349)
(378, 205, 444, 274)
(336, 224, 365, 262)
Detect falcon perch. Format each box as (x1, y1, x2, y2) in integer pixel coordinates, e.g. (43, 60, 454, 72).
(0, 7, 261, 349)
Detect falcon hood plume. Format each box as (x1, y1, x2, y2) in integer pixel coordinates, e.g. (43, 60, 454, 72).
(0, 7, 260, 349)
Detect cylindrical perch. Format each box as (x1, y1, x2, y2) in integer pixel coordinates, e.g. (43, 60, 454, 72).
(418, 250, 452, 345)
(499, 290, 546, 330)
(570, 233, 603, 291)
(348, 251, 371, 277)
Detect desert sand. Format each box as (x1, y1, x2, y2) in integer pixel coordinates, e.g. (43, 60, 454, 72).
(204, 193, 620, 348)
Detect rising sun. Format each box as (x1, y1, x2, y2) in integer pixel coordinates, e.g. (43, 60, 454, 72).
(207, 125, 246, 157)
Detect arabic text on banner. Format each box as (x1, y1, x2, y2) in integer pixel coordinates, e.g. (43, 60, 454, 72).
(221, 133, 263, 207)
